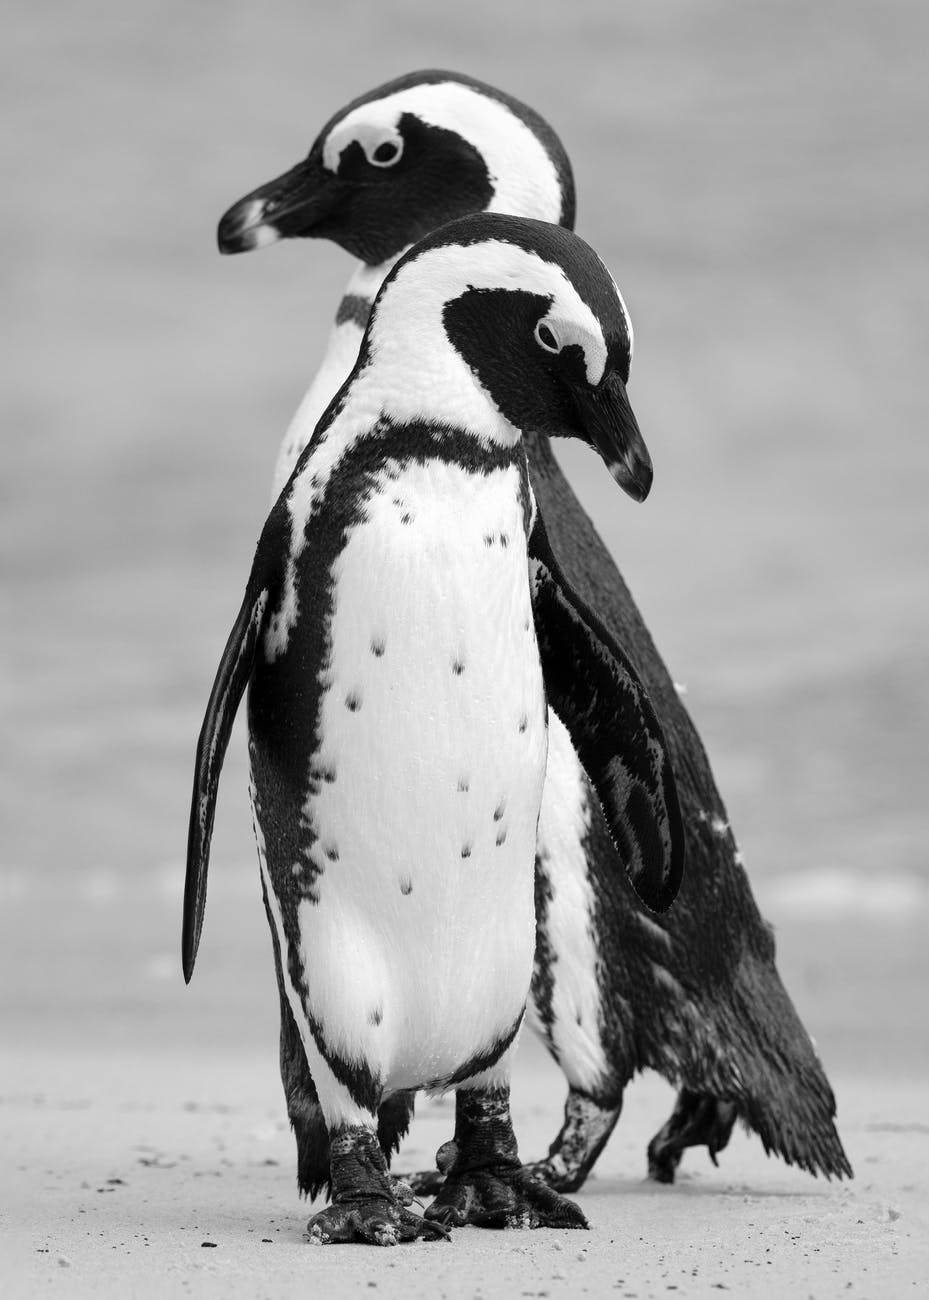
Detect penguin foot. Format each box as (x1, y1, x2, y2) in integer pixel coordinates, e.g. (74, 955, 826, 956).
(427, 1163, 587, 1230)
(307, 1123, 449, 1246)
(423, 1086, 587, 1231)
(647, 1088, 738, 1184)
(307, 1198, 447, 1246)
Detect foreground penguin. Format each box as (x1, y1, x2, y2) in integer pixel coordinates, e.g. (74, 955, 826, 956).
(185, 214, 685, 1243)
(217, 70, 852, 1189)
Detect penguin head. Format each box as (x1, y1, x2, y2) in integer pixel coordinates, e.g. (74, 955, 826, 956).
(362, 214, 651, 501)
(217, 70, 574, 265)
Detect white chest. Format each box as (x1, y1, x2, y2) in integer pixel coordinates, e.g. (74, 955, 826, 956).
(293, 457, 547, 1087)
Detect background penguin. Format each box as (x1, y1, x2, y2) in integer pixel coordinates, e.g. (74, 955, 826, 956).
(184, 213, 685, 1244)
(216, 69, 852, 1191)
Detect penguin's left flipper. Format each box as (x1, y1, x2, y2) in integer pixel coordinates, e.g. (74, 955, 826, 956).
(529, 510, 685, 913)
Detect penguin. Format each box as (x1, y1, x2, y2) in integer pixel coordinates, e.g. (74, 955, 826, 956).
(216, 70, 852, 1191)
(184, 213, 685, 1244)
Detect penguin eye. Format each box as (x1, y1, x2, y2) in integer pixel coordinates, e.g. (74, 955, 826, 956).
(368, 138, 403, 168)
(534, 320, 562, 354)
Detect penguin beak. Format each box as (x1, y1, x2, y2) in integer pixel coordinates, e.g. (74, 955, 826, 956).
(217, 156, 343, 254)
(570, 371, 653, 502)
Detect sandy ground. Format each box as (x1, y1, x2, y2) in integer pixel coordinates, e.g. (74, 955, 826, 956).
(3, 1038, 928, 1300)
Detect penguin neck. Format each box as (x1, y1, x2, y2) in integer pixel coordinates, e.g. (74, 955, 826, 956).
(333, 254, 558, 475)
(337, 253, 407, 332)
(523, 427, 558, 476)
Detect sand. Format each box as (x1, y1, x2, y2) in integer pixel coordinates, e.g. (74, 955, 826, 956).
(3, 1040, 927, 1300)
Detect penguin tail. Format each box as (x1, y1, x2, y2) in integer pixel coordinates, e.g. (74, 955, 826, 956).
(714, 948, 854, 1181)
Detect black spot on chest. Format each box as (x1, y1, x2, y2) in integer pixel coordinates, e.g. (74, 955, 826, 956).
(249, 420, 528, 923)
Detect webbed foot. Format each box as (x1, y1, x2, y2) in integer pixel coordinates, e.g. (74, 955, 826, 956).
(647, 1088, 738, 1183)
(307, 1125, 448, 1245)
(428, 1161, 587, 1229)
(307, 1198, 445, 1245)
(423, 1087, 587, 1231)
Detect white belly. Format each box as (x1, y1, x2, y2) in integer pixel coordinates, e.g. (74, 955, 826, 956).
(296, 457, 547, 1091)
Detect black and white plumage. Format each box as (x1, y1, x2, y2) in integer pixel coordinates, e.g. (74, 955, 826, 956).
(215, 70, 851, 1192)
(186, 215, 684, 1243)
(218, 70, 573, 502)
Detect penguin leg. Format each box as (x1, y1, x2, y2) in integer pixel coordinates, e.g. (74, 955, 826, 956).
(646, 1088, 739, 1183)
(292, 1038, 444, 1245)
(277, 985, 417, 1200)
(525, 1086, 624, 1193)
(277, 982, 332, 1199)
(525, 721, 630, 1192)
(263, 866, 418, 1204)
(261, 876, 334, 1199)
(258, 864, 441, 1244)
(306, 1125, 449, 1246)
(425, 1084, 588, 1231)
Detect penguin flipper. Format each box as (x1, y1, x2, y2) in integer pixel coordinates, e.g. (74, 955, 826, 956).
(528, 510, 685, 913)
(183, 579, 271, 983)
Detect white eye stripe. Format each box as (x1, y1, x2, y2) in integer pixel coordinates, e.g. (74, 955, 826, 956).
(363, 136, 404, 168)
(320, 83, 563, 220)
(533, 312, 607, 384)
(534, 320, 561, 353)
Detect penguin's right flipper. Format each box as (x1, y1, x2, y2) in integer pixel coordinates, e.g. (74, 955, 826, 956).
(183, 512, 287, 982)
(528, 510, 685, 913)
(183, 581, 270, 981)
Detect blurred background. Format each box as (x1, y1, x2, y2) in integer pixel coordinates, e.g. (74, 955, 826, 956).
(2, 0, 927, 1088)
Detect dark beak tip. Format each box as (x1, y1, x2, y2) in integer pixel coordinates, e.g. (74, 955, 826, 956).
(634, 469, 653, 502)
(217, 204, 254, 255)
(611, 460, 653, 503)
